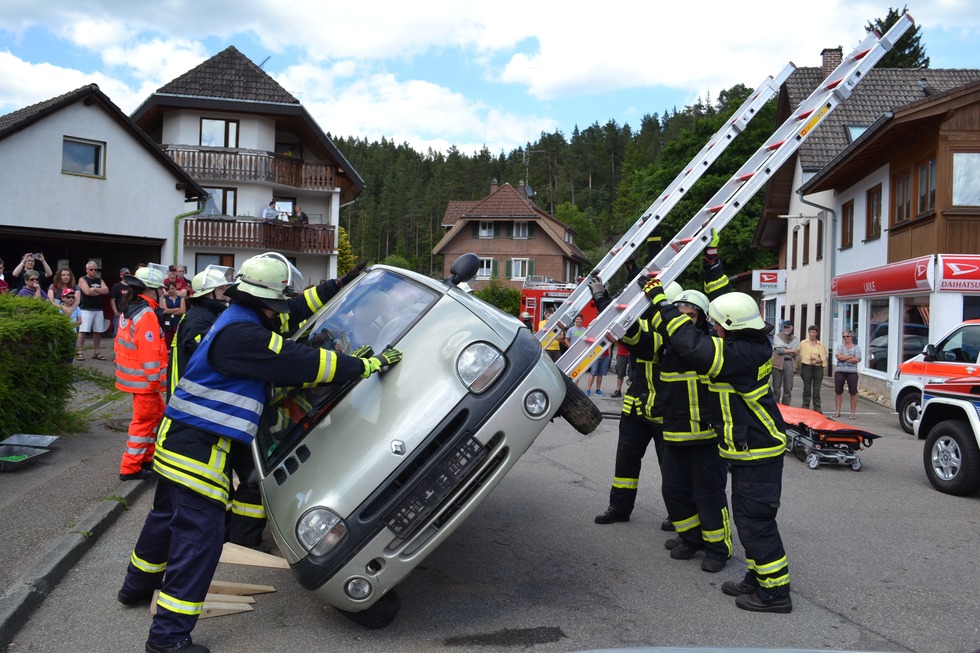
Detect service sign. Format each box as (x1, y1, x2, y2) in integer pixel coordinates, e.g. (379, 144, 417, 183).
(831, 256, 933, 299)
(937, 255, 980, 291)
(752, 269, 786, 292)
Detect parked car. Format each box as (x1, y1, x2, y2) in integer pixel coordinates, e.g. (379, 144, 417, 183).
(889, 319, 980, 433)
(867, 334, 929, 371)
(915, 377, 980, 496)
(253, 255, 600, 627)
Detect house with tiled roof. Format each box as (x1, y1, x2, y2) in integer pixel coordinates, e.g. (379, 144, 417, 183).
(131, 45, 364, 282)
(754, 48, 980, 400)
(432, 181, 589, 290)
(0, 84, 205, 294)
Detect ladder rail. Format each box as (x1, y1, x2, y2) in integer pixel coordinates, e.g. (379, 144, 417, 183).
(536, 63, 796, 349)
(555, 14, 914, 381)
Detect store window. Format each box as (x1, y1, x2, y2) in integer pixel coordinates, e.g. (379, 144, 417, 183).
(867, 299, 889, 366)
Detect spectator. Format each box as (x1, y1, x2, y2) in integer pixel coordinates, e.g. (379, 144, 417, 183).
(58, 289, 82, 331)
(11, 252, 53, 290)
(110, 267, 132, 338)
(834, 330, 862, 420)
(771, 320, 799, 404)
(586, 347, 610, 396)
(174, 265, 189, 297)
(0, 258, 9, 294)
(538, 308, 561, 362)
(611, 342, 631, 398)
(291, 204, 309, 224)
(76, 260, 110, 361)
(261, 200, 280, 220)
(17, 270, 46, 299)
(799, 325, 828, 412)
(48, 266, 77, 304)
(161, 282, 186, 349)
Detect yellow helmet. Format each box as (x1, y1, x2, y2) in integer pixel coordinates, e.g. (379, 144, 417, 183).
(191, 265, 234, 297)
(125, 262, 167, 289)
(708, 292, 765, 331)
(230, 253, 303, 312)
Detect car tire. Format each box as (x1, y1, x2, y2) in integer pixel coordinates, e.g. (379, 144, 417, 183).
(557, 372, 602, 434)
(334, 589, 401, 629)
(922, 420, 980, 496)
(897, 392, 920, 435)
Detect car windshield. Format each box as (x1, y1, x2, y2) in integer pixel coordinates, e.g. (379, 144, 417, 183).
(255, 268, 440, 469)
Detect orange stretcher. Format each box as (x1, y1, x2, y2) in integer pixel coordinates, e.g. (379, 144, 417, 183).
(779, 405, 879, 472)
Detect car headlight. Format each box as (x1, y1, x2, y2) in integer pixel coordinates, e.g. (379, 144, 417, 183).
(524, 389, 549, 417)
(296, 508, 347, 557)
(457, 342, 505, 394)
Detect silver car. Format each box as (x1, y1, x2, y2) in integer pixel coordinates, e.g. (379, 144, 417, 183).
(253, 256, 598, 627)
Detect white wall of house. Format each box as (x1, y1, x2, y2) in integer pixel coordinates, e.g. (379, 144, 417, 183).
(832, 165, 889, 277)
(0, 101, 193, 264)
(161, 109, 275, 151)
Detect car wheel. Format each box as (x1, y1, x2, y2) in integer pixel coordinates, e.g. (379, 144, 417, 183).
(557, 372, 602, 434)
(334, 589, 401, 629)
(922, 421, 980, 496)
(897, 392, 921, 435)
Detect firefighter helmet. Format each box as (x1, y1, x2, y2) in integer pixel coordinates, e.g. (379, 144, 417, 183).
(229, 253, 303, 313)
(663, 281, 683, 303)
(191, 265, 234, 298)
(124, 263, 167, 290)
(673, 289, 709, 315)
(708, 292, 766, 331)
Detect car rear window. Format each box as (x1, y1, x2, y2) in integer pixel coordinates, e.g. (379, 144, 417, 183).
(255, 269, 440, 469)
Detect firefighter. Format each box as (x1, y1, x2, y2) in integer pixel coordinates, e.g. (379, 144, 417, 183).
(118, 253, 400, 653)
(115, 263, 169, 482)
(647, 285, 732, 573)
(594, 281, 681, 531)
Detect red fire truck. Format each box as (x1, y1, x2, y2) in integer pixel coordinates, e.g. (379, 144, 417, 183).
(521, 276, 598, 329)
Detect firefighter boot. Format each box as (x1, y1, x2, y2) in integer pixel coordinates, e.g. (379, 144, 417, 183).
(594, 508, 630, 524)
(145, 637, 211, 653)
(735, 592, 793, 614)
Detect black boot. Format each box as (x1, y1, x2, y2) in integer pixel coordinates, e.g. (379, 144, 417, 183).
(145, 638, 211, 653)
(721, 579, 759, 596)
(660, 518, 674, 531)
(669, 541, 704, 559)
(594, 508, 630, 524)
(734, 592, 793, 613)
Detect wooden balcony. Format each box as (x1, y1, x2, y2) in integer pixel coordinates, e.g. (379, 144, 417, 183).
(164, 146, 336, 191)
(183, 217, 335, 254)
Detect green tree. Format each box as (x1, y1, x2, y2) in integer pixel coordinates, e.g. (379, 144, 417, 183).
(865, 6, 929, 68)
(380, 254, 412, 269)
(554, 201, 601, 253)
(336, 226, 354, 275)
(474, 278, 521, 316)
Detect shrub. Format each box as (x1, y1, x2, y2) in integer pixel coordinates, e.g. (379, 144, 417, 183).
(474, 278, 521, 316)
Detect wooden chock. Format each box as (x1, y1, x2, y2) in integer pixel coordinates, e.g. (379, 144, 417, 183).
(219, 542, 289, 569)
(150, 590, 256, 620)
(208, 580, 277, 596)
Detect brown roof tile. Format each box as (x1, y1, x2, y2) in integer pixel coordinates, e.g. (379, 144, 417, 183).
(441, 200, 480, 227)
(156, 46, 299, 104)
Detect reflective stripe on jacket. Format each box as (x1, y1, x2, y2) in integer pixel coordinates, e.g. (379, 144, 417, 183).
(114, 295, 167, 394)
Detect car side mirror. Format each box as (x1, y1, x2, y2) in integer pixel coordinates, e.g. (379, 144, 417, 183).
(923, 344, 936, 362)
(447, 253, 480, 286)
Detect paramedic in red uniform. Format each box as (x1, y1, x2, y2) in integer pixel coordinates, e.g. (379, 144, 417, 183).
(117, 253, 401, 653)
(115, 263, 169, 481)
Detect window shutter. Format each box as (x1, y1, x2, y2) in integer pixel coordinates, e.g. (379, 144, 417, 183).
(491, 259, 498, 278)
(528, 259, 535, 276)
(471, 222, 479, 238)
(493, 223, 501, 238)
(506, 260, 513, 278)
(506, 223, 513, 239)
(527, 222, 535, 238)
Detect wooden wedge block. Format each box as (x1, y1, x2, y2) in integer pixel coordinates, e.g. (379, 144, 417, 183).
(150, 591, 255, 619)
(219, 542, 289, 569)
(205, 592, 255, 604)
(208, 580, 277, 596)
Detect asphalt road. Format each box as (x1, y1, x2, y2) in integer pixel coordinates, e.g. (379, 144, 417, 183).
(5, 381, 980, 653)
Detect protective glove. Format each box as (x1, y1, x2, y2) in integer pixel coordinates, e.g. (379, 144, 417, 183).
(339, 261, 368, 288)
(351, 344, 373, 358)
(588, 278, 605, 301)
(360, 346, 403, 378)
(641, 277, 670, 310)
(703, 228, 721, 269)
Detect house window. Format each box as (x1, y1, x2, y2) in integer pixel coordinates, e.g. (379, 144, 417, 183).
(841, 200, 854, 249)
(917, 157, 936, 214)
(513, 222, 529, 239)
(952, 152, 980, 205)
(866, 185, 882, 240)
(816, 220, 824, 261)
(62, 137, 105, 177)
(195, 253, 235, 276)
(200, 118, 239, 147)
(203, 187, 237, 216)
(802, 222, 810, 266)
(509, 258, 532, 280)
(893, 169, 912, 223)
(479, 221, 494, 239)
(791, 229, 798, 269)
(476, 258, 494, 279)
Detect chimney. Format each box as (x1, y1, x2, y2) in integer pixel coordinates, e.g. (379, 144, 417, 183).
(490, 178, 498, 193)
(821, 47, 843, 78)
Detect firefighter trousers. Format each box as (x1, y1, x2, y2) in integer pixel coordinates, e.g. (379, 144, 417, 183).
(608, 417, 664, 515)
(227, 441, 267, 548)
(120, 392, 164, 475)
(731, 457, 791, 599)
(661, 442, 732, 562)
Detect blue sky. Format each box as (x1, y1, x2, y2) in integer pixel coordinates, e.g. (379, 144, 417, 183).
(1, 1, 979, 155)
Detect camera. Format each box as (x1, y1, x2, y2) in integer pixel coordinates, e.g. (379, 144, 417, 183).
(32, 253, 41, 260)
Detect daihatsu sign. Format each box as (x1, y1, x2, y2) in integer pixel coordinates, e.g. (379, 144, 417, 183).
(752, 269, 785, 292)
(937, 255, 980, 291)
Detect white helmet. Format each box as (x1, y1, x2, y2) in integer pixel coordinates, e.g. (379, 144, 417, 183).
(125, 262, 167, 290)
(191, 265, 234, 298)
(663, 281, 683, 303)
(708, 292, 766, 331)
(231, 253, 303, 312)
(674, 289, 709, 315)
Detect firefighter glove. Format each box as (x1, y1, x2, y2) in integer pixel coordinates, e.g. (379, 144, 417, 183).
(642, 278, 667, 306)
(339, 261, 368, 287)
(360, 346, 403, 378)
(703, 228, 721, 268)
(351, 344, 373, 358)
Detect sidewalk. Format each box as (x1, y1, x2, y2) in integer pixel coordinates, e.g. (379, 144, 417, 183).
(0, 348, 154, 650)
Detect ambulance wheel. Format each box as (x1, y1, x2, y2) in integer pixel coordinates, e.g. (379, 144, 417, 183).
(897, 392, 920, 435)
(558, 372, 602, 435)
(335, 589, 401, 629)
(807, 453, 820, 470)
(851, 458, 862, 472)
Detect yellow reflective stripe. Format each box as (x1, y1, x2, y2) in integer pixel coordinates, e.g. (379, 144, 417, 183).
(131, 551, 166, 574)
(754, 555, 788, 575)
(267, 332, 283, 354)
(674, 514, 701, 534)
(707, 336, 725, 377)
(664, 313, 690, 337)
(156, 591, 203, 616)
(704, 276, 728, 294)
(154, 445, 229, 495)
(316, 348, 337, 384)
(154, 462, 229, 505)
(231, 500, 266, 519)
(303, 286, 323, 312)
(612, 477, 639, 490)
(664, 430, 716, 442)
(759, 571, 791, 589)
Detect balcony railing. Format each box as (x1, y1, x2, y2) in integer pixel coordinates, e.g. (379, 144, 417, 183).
(164, 146, 336, 191)
(184, 217, 335, 254)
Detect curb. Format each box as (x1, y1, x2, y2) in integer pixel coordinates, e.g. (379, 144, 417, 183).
(0, 476, 154, 650)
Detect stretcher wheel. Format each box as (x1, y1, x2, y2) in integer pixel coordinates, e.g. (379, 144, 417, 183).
(851, 458, 862, 472)
(807, 453, 820, 470)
